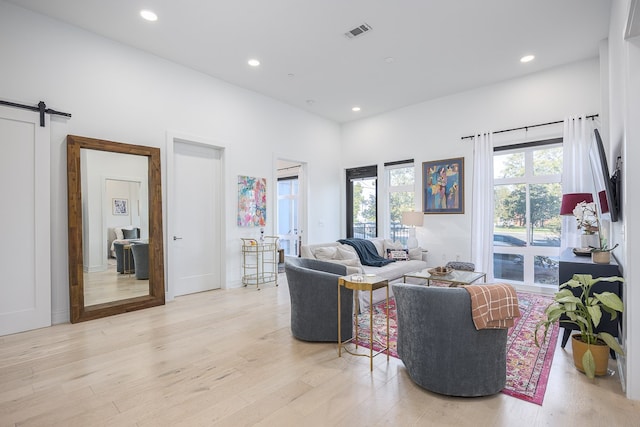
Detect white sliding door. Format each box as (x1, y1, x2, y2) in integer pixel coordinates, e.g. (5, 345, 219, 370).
(0, 106, 51, 335)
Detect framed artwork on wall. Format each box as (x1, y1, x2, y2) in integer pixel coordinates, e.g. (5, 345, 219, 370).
(422, 157, 464, 214)
(237, 175, 267, 227)
(112, 198, 128, 215)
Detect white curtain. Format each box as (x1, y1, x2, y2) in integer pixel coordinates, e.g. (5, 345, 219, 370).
(471, 132, 494, 281)
(562, 115, 595, 250)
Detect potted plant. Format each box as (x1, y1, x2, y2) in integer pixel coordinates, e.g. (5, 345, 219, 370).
(590, 243, 619, 264)
(535, 273, 624, 379)
(572, 201, 600, 248)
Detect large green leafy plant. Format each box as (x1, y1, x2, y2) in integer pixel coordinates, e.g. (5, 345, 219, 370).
(535, 274, 624, 379)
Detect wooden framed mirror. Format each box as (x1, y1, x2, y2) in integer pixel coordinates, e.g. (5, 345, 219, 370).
(67, 135, 164, 323)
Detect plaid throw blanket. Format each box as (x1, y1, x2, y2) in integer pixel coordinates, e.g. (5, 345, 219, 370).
(465, 283, 521, 330)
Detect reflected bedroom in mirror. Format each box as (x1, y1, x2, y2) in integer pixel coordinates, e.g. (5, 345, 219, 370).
(67, 135, 164, 323)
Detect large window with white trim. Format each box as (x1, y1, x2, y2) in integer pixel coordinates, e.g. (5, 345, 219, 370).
(493, 141, 562, 286)
(385, 161, 415, 245)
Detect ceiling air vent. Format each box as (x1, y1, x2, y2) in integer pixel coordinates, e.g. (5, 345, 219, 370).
(344, 23, 372, 39)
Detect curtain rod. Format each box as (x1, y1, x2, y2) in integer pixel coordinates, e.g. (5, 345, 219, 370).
(0, 99, 72, 127)
(460, 114, 599, 140)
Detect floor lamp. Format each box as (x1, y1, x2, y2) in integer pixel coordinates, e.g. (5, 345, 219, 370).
(402, 211, 424, 249)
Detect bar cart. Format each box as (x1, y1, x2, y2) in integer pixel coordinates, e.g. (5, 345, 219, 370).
(240, 236, 279, 290)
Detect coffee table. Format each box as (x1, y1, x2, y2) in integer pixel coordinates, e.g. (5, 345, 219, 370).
(403, 268, 486, 287)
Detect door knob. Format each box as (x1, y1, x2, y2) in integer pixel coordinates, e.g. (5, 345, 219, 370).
(173, 236, 183, 240)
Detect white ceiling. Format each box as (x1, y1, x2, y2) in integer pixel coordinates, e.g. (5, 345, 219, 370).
(8, 0, 612, 123)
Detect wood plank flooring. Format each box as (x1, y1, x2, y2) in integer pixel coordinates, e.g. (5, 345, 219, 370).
(83, 260, 149, 306)
(1, 274, 639, 426)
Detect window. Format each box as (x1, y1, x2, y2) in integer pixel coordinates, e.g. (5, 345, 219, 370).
(346, 165, 377, 238)
(493, 141, 562, 286)
(385, 162, 415, 245)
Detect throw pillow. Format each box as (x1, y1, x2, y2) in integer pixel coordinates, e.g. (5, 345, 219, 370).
(336, 246, 358, 260)
(114, 227, 124, 241)
(314, 246, 337, 260)
(386, 248, 409, 261)
(408, 247, 422, 260)
(123, 228, 138, 239)
(368, 238, 385, 258)
(383, 239, 404, 253)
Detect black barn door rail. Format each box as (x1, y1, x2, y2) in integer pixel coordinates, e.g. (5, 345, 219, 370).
(0, 99, 72, 127)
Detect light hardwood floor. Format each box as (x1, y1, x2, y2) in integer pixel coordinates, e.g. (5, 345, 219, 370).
(83, 260, 149, 306)
(1, 274, 638, 426)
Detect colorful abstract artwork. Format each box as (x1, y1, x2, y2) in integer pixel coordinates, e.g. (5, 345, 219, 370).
(422, 157, 464, 214)
(237, 175, 267, 227)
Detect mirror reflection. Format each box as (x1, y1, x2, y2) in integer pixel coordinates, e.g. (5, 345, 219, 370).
(67, 134, 164, 324)
(81, 149, 150, 306)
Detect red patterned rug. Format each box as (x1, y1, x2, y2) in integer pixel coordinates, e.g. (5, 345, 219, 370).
(355, 291, 559, 405)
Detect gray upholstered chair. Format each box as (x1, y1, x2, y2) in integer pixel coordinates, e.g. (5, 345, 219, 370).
(130, 242, 149, 280)
(392, 282, 507, 397)
(284, 257, 353, 342)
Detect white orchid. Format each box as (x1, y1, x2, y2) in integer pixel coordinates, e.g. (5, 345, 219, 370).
(572, 201, 599, 234)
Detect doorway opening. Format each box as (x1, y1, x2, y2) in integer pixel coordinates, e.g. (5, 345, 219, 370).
(276, 160, 305, 257)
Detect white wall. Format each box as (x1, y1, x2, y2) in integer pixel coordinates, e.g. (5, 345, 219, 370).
(341, 59, 601, 265)
(608, 0, 640, 401)
(0, 2, 342, 323)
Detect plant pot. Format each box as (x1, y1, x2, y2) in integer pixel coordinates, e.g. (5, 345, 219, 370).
(592, 251, 611, 264)
(571, 334, 610, 376)
(581, 233, 599, 248)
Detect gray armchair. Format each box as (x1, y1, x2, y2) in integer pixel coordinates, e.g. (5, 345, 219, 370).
(130, 242, 149, 280)
(284, 257, 353, 342)
(392, 283, 507, 397)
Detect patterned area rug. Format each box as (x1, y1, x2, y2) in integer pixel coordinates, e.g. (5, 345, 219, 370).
(355, 291, 559, 405)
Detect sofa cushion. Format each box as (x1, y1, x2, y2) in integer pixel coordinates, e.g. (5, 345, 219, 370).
(361, 259, 426, 281)
(314, 246, 337, 260)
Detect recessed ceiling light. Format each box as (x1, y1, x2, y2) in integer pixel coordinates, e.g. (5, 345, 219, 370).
(520, 55, 535, 63)
(140, 10, 158, 22)
(248, 59, 260, 67)
(384, 57, 395, 64)
(306, 99, 315, 106)
(352, 106, 361, 112)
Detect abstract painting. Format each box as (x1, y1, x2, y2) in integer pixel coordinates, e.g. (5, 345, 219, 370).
(238, 175, 267, 227)
(422, 157, 464, 214)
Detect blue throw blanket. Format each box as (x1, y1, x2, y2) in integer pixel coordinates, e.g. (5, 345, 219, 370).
(338, 238, 395, 267)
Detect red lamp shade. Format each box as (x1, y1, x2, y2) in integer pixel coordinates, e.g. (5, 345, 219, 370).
(560, 193, 594, 215)
(598, 190, 609, 214)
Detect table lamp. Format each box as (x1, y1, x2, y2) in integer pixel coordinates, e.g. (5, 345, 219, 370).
(401, 211, 424, 249)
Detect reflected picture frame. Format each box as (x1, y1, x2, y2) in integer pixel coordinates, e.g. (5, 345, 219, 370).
(422, 157, 464, 214)
(113, 198, 128, 215)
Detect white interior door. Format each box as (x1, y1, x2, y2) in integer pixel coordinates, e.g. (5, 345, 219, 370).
(169, 136, 223, 297)
(0, 105, 51, 335)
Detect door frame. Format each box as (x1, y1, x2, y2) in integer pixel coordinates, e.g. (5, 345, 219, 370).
(275, 158, 307, 255)
(166, 131, 226, 300)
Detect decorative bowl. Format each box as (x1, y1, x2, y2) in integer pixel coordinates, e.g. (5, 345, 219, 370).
(428, 266, 453, 276)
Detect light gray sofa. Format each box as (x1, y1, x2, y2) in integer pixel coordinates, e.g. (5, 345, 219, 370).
(301, 238, 427, 309)
(392, 282, 507, 397)
(284, 257, 353, 342)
